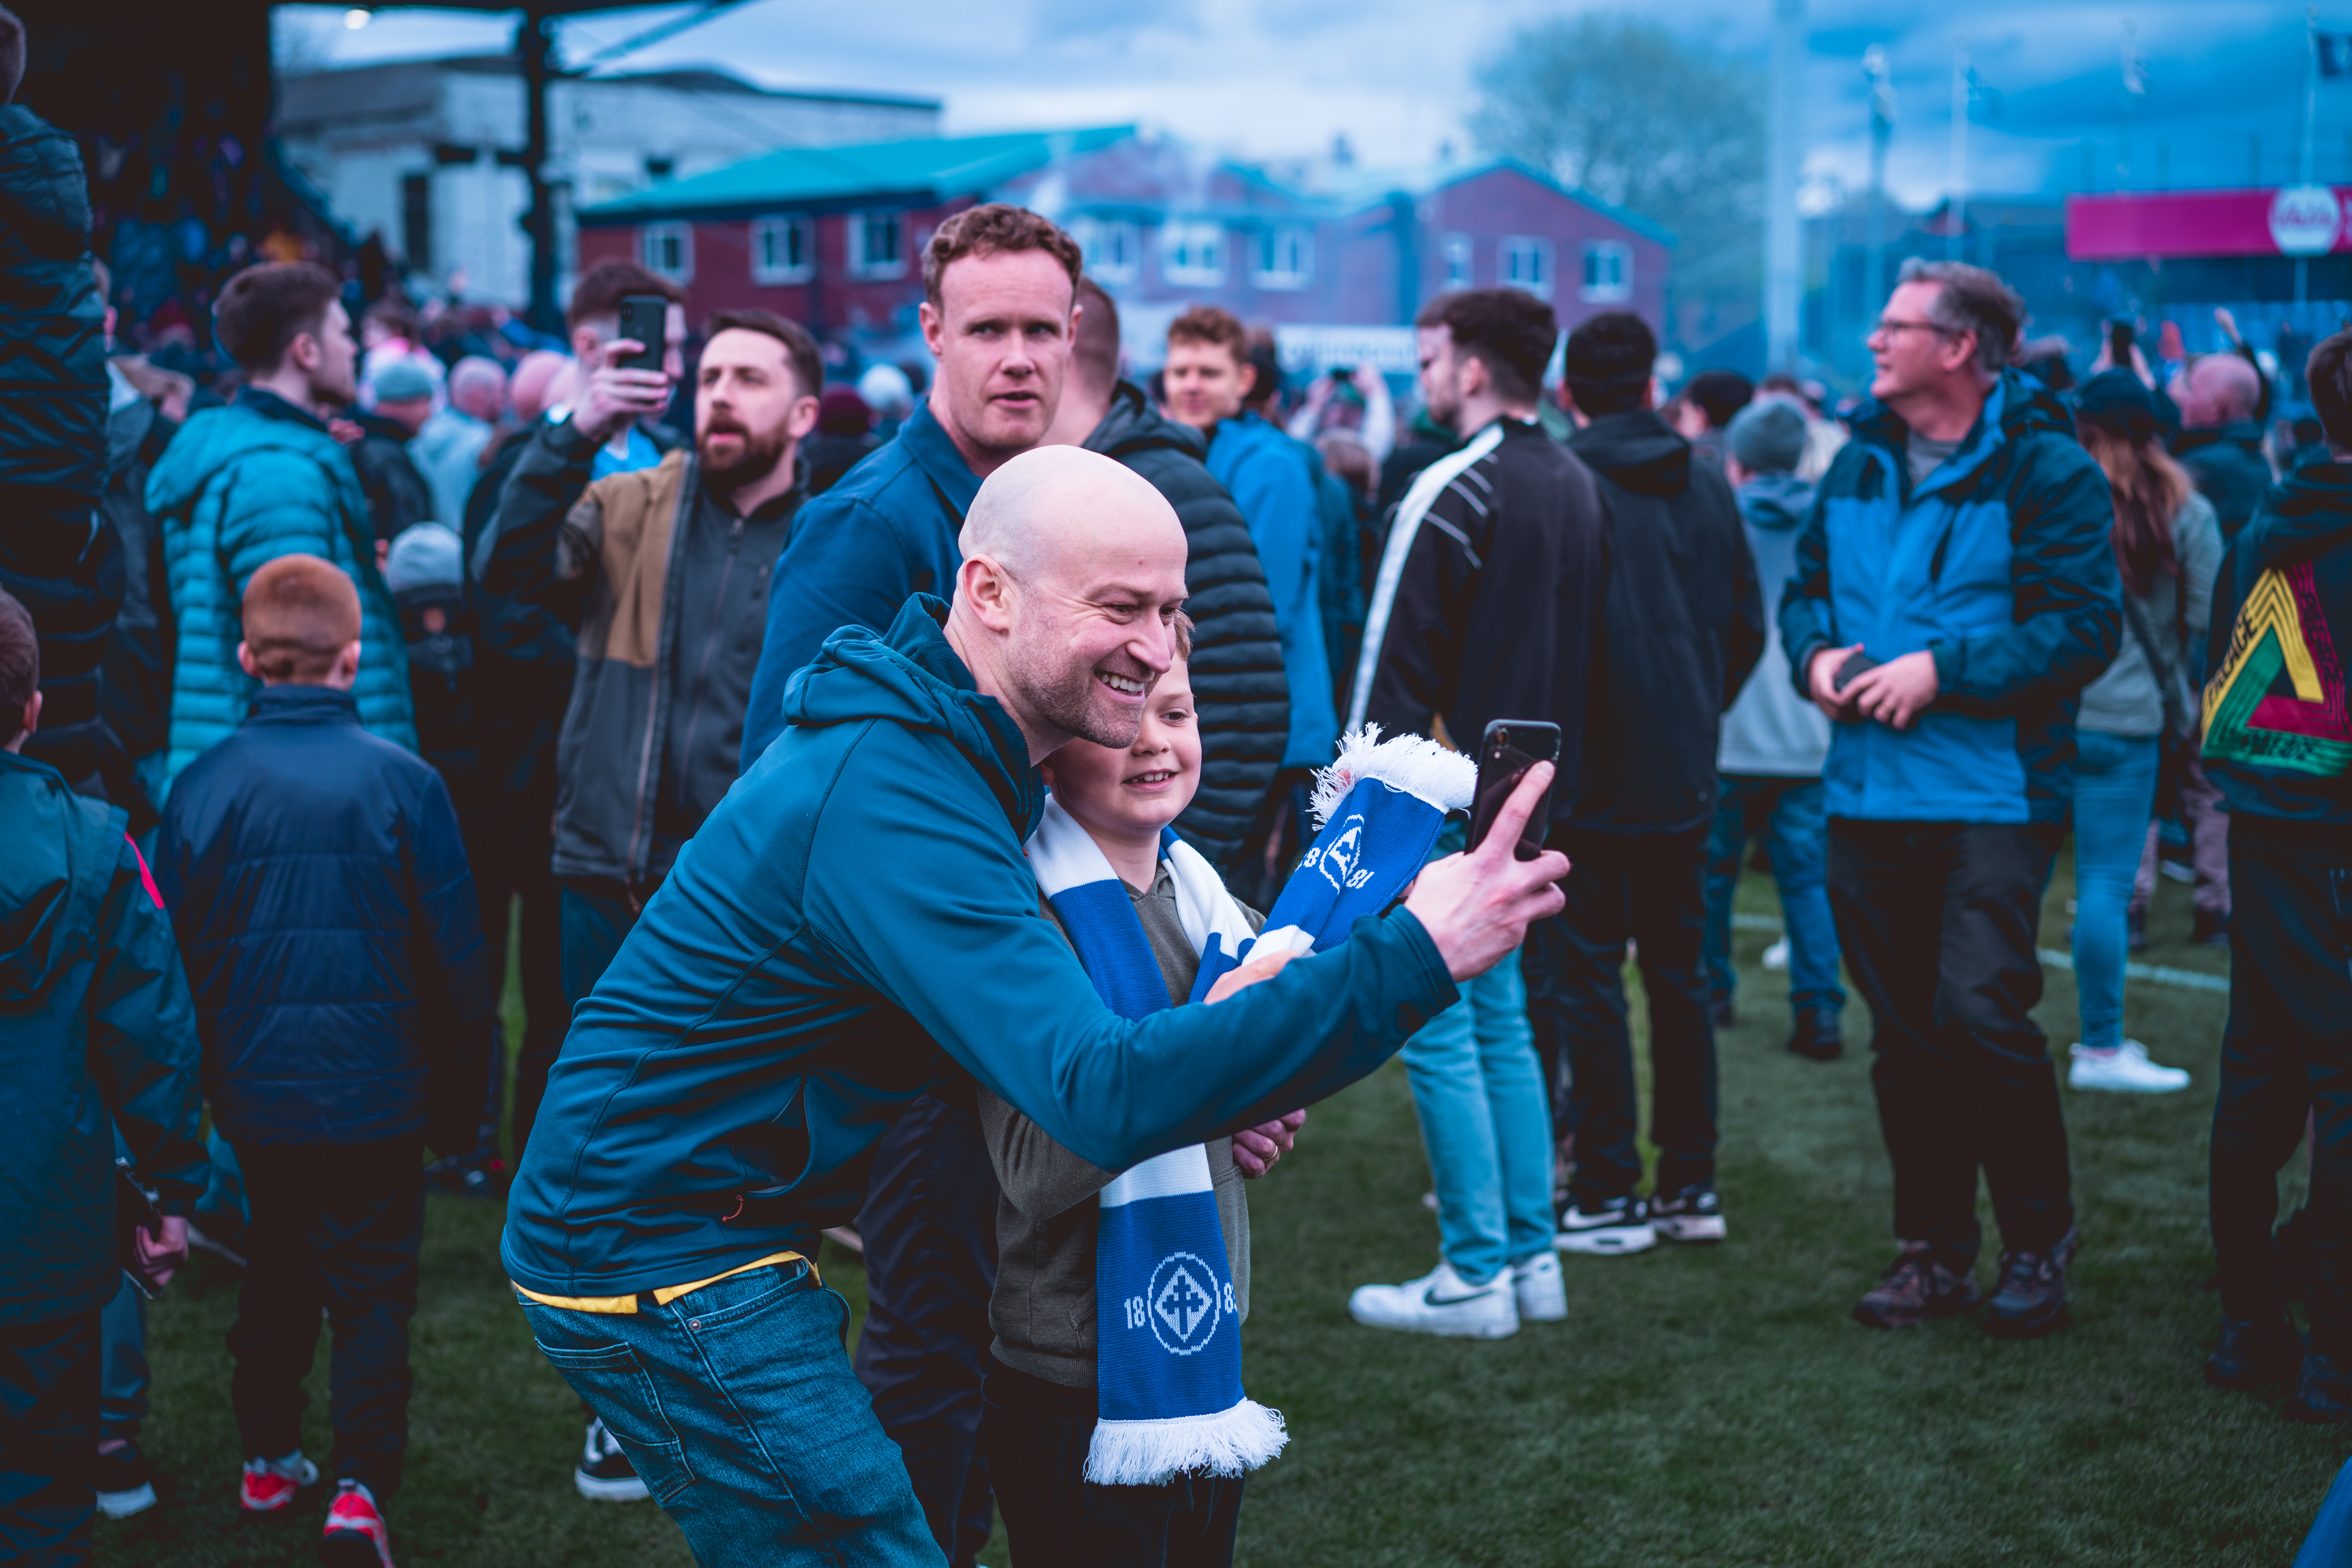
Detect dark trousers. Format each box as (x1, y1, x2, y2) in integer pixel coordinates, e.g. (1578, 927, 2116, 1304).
(857, 1094, 1000, 1566)
(0, 1310, 98, 1566)
(229, 1135, 425, 1496)
(475, 798, 562, 1167)
(2210, 827, 2352, 1353)
(1827, 819, 2072, 1265)
(1526, 824, 1718, 1205)
(541, 878, 642, 1171)
(982, 1359, 1243, 1568)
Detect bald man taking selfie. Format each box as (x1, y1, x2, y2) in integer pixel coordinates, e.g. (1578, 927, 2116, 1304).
(502, 445, 1569, 1564)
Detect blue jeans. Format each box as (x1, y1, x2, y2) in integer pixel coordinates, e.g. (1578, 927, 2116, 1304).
(1703, 775, 1845, 1017)
(2071, 731, 2161, 1049)
(521, 1259, 941, 1566)
(1401, 824, 1553, 1284)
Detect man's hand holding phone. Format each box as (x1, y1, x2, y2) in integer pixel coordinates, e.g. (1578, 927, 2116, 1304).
(575, 338, 673, 447)
(1405, 764, 1569, 982)
(1807, 643, 1865, 720)
(132, 1215, 189, 1294)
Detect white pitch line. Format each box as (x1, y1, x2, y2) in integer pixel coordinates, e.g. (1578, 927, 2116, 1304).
(1728, 912, 2231, 996)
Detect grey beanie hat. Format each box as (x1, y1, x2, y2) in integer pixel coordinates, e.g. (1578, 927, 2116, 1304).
(1728, 399, 1808, 474)
(383, 522, 463, 594)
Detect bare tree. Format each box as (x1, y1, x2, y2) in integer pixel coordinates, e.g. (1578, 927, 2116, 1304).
(1468, 15, 1764, 236)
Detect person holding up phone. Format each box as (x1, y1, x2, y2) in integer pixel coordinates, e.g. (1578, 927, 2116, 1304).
(1784, 260, 2121, 1339)
(1343, 288, 1608, 1338)
(480, 274, 824, 1503)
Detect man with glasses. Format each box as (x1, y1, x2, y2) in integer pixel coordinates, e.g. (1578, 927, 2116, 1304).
(1782, 260, 2121, 1338)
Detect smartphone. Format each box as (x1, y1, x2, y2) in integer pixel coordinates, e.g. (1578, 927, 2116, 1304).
(615, 294, 670, 374)
(1834, 650, 1880, 691)
(1465, 719, 1561, 861)
(2108, 319, 2135, 366)
(114, 1158, 162, 1299)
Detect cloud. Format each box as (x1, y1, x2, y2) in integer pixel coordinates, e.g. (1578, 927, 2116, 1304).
(278, 0, 2352, 207)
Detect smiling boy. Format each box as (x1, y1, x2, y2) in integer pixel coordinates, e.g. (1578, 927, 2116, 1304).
(979, 621, 1302, 1567)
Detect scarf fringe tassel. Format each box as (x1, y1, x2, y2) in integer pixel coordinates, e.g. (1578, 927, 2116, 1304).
(1082, 1398, 1290, 1486)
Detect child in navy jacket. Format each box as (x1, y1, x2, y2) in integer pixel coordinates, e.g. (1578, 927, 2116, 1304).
(155, 553, 494, 1566)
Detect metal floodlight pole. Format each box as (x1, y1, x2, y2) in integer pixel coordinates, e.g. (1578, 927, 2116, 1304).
(1864, 45, 1894, 316)
(519, 9, 561, 335)
(1766, 0, 1806, 372)
(1948, 39, 1969, 263)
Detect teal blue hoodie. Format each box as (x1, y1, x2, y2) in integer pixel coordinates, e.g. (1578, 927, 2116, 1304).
(145, 396, 416, 790)
(501, 595, 1457, 1300)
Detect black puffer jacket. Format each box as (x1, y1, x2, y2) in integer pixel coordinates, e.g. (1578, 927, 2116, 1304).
(0, 104, 116, 789)
(1086, 381, 1288, 864)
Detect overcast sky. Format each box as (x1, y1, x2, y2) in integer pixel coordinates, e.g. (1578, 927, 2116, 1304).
(281, 0, 2352, 212)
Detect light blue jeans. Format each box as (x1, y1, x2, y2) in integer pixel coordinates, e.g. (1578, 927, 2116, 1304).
(1702, 775, 1846, 1017)
(1402, 824, 1554, 1285)
(2071, 730, 2161, 1049)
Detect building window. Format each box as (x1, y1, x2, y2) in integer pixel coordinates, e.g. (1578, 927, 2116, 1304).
(1161, 221, 1225, 285)
(1071, 217, 1141, 283)
(848, 212, 904, 279)
(1252, 224, 1313, 289)
(1581, 240, 1633, 303)
(1500, 236, 1553, 299)
(400, 173, 432, 274)
(1440, 232, 1473, 289)
(641, 221, 693, 283)
(750, 216, 813, 284)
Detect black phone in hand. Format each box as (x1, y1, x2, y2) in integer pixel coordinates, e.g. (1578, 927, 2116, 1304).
(615, 294, 669, 374)
(1834, 650, 1880, 691)
(1466, 720, 1562, 861)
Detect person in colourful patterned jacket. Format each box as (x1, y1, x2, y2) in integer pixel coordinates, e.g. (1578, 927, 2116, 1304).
(2200, 327, 2352, 1423)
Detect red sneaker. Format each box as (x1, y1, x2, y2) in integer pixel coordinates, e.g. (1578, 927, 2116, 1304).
(321, 1480, 395, 1568)
(239, 1452, 318, 1514)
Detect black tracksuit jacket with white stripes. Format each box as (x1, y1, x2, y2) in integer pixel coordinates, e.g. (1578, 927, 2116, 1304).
(1354, 415, 1611, 814)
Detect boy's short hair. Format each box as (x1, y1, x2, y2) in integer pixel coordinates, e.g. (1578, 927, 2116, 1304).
(2310, 330, 2352, 450)
(243, 555, 361, 684)
(1167, 305, 1247, 368)
(214, 263, 342, 374)
(1171, 610, 1193, 663)
(0, 586, 36, 745)
(1415, 288, 1559, 404)
(923, 204, 1082, 314)
(567, 260, 684, 333)
(705, 307, 824, 401)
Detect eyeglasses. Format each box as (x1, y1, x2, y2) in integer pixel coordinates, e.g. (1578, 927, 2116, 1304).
(1870, 318, 1959, 341)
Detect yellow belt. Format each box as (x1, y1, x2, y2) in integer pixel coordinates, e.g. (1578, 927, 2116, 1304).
(512, 1250, 814, 1315)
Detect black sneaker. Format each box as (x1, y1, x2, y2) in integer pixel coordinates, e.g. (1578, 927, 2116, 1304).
(91, 1439, 157, 1520)
(2207, 1314, 2305, 1391)
(1555, 1196, 1656, 1256)
(575, 1416, 650, 1503)
(1984, 1229, 2077, 1339)
(1853, 1243, 1981, 1328)
(1710, 993, 1735, 1030)
(2192, 907, 2230, 948)
(2288, 1352, 2352, 1423)
(1786, 1008, 1843, 1061)
(1650, 1185, 1726, 1243)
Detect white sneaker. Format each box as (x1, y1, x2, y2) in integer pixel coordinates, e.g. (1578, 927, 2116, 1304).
(1762, 936, 1790, 971)
(1510, 1252, 1568, 1322)
(2068, 1040, 2190, 1095)
(1555, 1198, 1657, 1256)
(1348, 1259, 1519, 1338)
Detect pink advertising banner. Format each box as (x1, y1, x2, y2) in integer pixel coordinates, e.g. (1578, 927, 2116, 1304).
(2067, 187, 2351, 260)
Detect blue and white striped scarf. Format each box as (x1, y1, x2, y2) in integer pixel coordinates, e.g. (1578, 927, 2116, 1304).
(1025, 795, 1282, 1486)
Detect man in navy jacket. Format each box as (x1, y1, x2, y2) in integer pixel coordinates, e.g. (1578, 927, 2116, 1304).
(155, 554, 494, 1565)
(1782, 261, 2119, 1340)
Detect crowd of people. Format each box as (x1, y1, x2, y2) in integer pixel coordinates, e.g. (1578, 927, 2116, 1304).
(7, 5, 2352, 1564)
